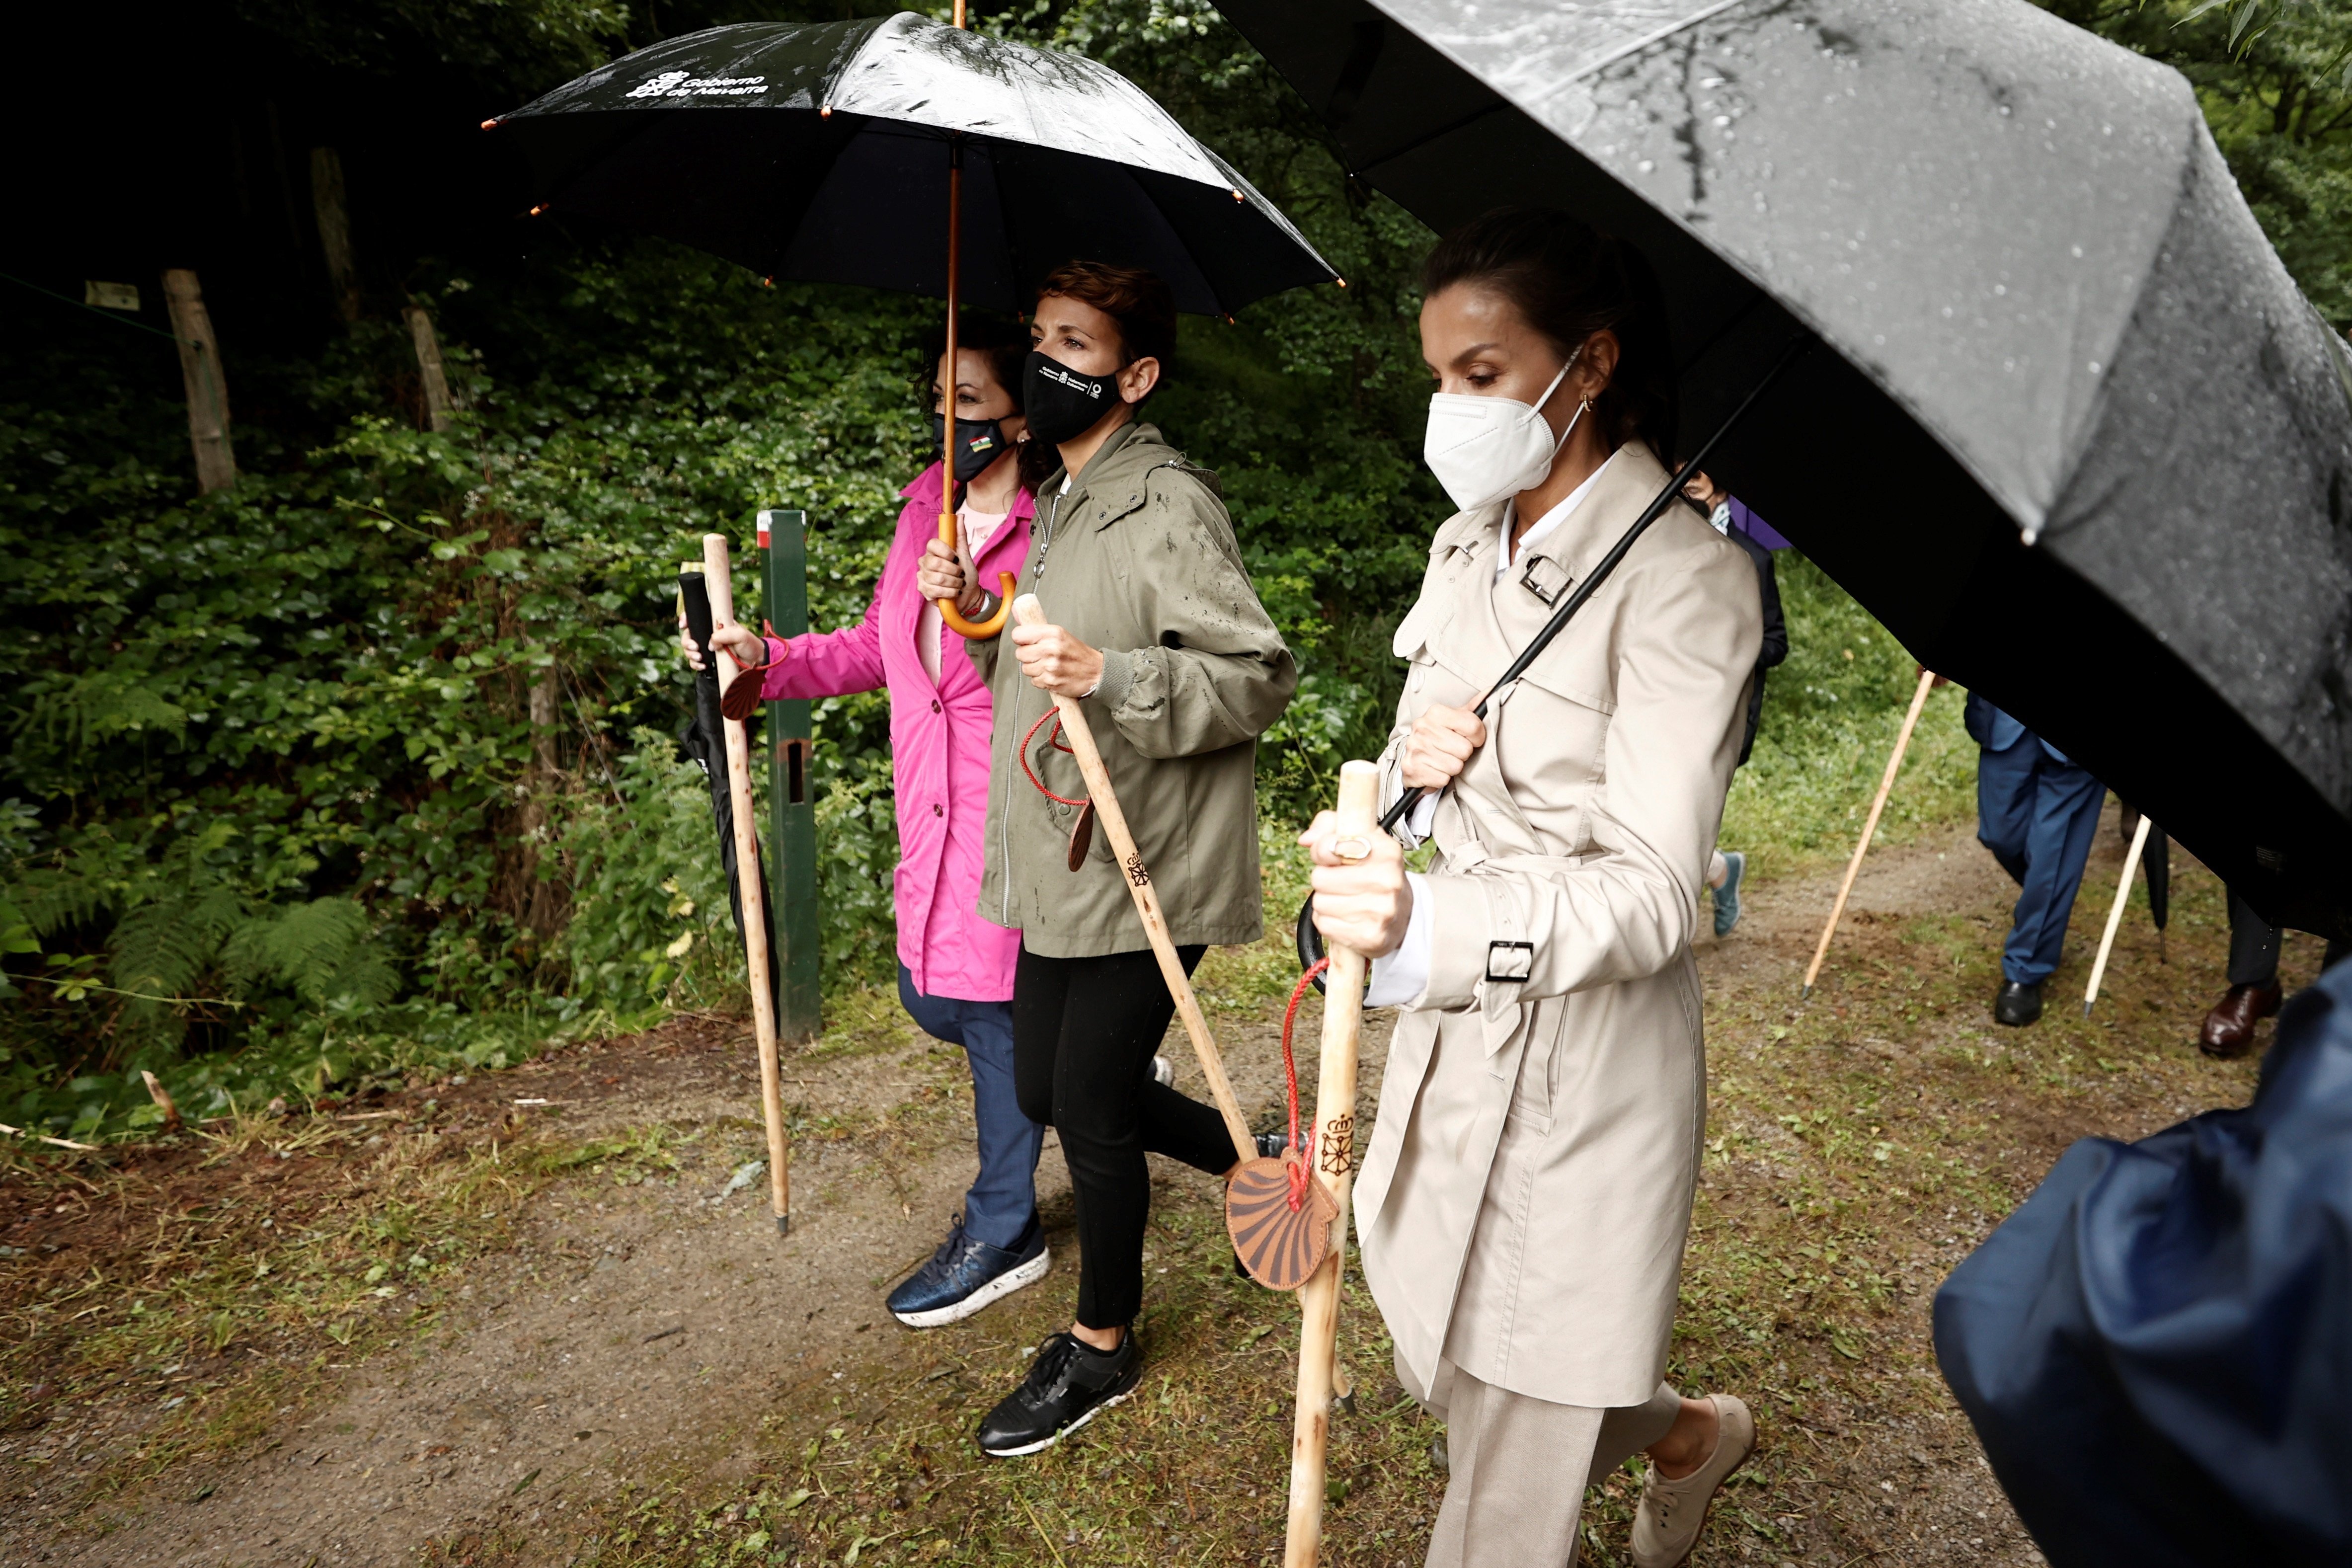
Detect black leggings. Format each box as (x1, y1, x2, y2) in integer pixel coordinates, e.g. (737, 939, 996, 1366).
(1013, 943, 1235, 1330)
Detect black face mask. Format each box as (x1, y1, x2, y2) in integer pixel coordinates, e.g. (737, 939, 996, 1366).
(931, 413, 1010, 485)
(1021, 350, 1120, 446)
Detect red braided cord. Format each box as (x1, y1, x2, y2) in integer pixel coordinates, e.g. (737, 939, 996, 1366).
(1019, 708, 1089, 807)
(1280, 957, 1330, 1211)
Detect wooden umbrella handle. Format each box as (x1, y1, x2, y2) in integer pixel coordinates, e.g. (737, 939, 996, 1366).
(933, 130, 1012, 641)
(1803, 666, 1936, 998)
(1009, 596, 1254, 1164)
(1283, 760, 1379, 1568)
(704, 533, 793, 1235)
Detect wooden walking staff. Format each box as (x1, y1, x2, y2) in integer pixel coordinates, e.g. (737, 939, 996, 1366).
(2083, 809, 2152, 1017)
(933, 0, 1015, 643)
(1803, 666, 1938, 998)
(1283, 760, 1379, 1568)
(704, 533, 793, 1234)
(1008, 596, 1255, 1164)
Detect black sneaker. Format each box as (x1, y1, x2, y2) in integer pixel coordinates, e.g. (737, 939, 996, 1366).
(975, 1331, 1140, 1458)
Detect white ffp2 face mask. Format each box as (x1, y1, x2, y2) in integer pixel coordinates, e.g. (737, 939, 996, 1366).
(1422, 353, 1583, 512)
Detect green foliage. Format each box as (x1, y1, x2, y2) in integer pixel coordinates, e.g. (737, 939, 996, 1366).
(1719, 557, 1977, 871)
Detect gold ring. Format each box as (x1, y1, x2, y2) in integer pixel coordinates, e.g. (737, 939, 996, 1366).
(1333, 836, 1373, 863)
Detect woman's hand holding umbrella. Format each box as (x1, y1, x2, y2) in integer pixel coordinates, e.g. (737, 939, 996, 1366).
(1400, 704, 1485, 792)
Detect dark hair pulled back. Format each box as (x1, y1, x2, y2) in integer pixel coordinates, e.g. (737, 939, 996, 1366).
(921, 309, 1030, 416)
(1420, 207, 1677, 465)
(922, 309, 1047, 495)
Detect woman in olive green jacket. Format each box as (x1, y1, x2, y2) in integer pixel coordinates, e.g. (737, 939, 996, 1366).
(918, 260, 1296, 1459)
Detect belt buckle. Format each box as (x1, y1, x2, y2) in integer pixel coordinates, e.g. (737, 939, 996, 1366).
(1485, 940, 1534, 983)
(1519, 554, 1573, 607)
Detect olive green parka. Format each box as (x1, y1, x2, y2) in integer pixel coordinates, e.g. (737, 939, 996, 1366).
(969, 420, 1297, 958)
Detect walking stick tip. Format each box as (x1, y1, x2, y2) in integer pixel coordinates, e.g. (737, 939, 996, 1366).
(776, 1213, 791, 1238)
(1800, 984, 1812, 1000)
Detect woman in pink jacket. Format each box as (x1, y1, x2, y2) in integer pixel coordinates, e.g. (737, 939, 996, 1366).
(688, 314, 1051, 1327)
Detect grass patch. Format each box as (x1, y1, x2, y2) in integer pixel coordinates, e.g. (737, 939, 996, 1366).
(1721, 555, 1977, 878)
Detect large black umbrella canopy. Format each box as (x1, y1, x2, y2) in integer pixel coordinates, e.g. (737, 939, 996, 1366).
(492, 10, 1335, 315)
(1218, 0, 2352, 936)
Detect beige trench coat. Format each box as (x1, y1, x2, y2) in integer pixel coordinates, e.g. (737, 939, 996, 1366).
(1353, 441, 1762, 1411)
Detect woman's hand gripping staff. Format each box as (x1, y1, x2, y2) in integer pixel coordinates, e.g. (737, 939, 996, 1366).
(1282, 761, 1383, 1568)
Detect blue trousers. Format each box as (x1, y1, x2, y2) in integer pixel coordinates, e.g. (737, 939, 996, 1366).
(1976, 739, 2106, 985)
(897, 966, 1043, 1251)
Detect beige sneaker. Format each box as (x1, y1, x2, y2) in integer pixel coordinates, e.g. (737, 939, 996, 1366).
(1630, 1394, 1755, 1568)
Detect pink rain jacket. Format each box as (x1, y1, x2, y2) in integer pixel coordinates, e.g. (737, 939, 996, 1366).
(759, 464, 1032, 1002)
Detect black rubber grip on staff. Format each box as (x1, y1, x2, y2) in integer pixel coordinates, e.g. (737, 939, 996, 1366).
(1298, 335, 1813, 983)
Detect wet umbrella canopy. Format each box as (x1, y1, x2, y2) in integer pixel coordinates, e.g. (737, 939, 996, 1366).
(490, 10, 1335, 315)
(1218, 0, 2352, 936)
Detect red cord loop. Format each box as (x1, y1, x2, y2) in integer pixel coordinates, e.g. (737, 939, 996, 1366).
(1019, 708, 1089, 808)
(718, 623, 784, 722)
(1280, 957, 1330, 1211)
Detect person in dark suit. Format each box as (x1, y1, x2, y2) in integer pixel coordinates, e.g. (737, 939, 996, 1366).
(1683, 473, 1788, 937)
(2199, 894, 2352, 1056)
(1967, 694, 2106, 1025)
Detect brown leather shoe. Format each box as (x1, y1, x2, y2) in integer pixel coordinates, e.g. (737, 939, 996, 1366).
(2199, 981, 2282, 1058)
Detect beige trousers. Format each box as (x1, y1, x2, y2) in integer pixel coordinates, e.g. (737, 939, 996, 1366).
(1419, 1354, 1682, 1568)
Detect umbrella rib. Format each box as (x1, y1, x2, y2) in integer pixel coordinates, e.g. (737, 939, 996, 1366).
(1354, 99, 1511, 183)
(1519, 0, 1751, 109)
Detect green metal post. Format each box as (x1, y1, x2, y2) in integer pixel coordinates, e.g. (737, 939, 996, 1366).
(759, 509, 822, 1043)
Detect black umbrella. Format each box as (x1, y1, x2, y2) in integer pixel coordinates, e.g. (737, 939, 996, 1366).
(495, 6, 1335, 654)
(1218, 0, 2352, 939)
(488, 10, 1334, 317)
(2125, 805, 2172, 940)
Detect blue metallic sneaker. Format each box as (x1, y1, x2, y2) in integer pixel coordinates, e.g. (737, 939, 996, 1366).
(1713, 850, 1745, 939)
(887, 1216, 1050, 1329)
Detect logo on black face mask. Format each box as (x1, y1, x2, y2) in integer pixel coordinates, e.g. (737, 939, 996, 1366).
(1022, 350, 1118, 445)
(1035, 363, 1102, 397)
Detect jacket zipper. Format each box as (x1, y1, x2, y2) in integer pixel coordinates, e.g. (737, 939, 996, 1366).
(1001, 486, 1065, 925)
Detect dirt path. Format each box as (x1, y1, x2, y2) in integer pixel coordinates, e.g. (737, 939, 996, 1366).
(0, 814, 2286, 1566)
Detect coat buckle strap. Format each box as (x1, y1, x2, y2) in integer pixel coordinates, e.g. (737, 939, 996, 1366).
(1485, 941, 1534, 983)
(1518, 552, 1573, 606)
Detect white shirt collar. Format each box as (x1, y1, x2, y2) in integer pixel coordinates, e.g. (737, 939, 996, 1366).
(1497, 448, 1620, 579)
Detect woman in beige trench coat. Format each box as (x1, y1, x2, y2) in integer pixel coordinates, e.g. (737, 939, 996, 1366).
(1305, 208, 1762, 1568)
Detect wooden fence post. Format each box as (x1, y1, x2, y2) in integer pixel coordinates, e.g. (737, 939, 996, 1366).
(159, 269, 236, 493)
(404, 306, 456, 431)
(760, 509, 822, 1044)
(310, 147, 361, 324)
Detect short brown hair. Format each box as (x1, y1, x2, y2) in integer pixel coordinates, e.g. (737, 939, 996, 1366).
(1035, 260, 1177, 375)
